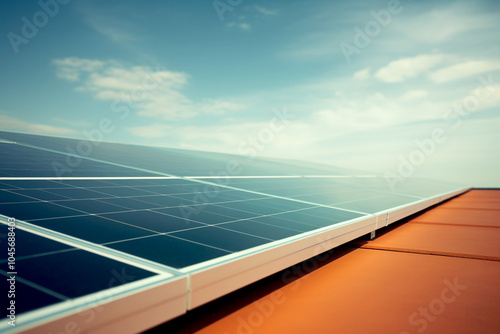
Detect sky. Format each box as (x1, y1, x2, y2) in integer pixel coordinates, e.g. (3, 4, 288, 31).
(1, 0, 499, 187)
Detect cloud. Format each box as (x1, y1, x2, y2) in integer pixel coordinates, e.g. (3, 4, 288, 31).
(254, 6, 277, 16)
(428, 60, 500, 83)
(79, 4, 139, 46)
(87, 19, 137, 44)
(53, 58, 245, 120)
(196, 99, 245, 115)
(53, 57, 104, 81)
(375, 54, 447, 83)
(399, 90, 429, 101)
(393, 2, 499, 44)
(353, 67, 370, 80)
(0, 113, 75, 135)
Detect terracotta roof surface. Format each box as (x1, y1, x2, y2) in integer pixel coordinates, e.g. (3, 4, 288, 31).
(152, 190, 500, 334)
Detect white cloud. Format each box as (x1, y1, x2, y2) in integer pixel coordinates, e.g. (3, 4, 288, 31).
(470, 84, 500, 111)
(196, 99, 245, 115)
(88, 20, 137, 44)
(399, 90, 429, 101)
(52, 58, 104, 81)
(353, 67, 370, 80)
(394, 2, 499, 44)
(53, 58, 245, 120)
(0, 113, 75, 135)
(375, 54, 447, 83)
(428, 60, 500, 83)
(80, 5, 139, 46)
(254, 6, 277, 16)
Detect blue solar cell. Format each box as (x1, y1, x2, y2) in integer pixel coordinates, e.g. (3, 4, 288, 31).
(90, 186, 154, 197)
(0, 202, 84, 221)
(0, 179, 71, 189)
(8, 189, 71, 201)
(130, 195, 191, 207)
(196, 204, 257, 220)
(170, 226, 271, 252)
(154, 207, 236, 225)
(98, 197, 162, 210)
(34, 216, 157, 244)
(0, 273, 63, 314)
(0, 225, 72, 261)
(219, 220, 300, 240)
(0, 190, 36, 203)
(101, 210, 205, 233)
(43, 187, 115, 200)
(17, 249, 156, 298)
(215, 199, 287, 216)
(107, 235, 230, 268)
(0, 141, 158, 178)
(52, 199, 129, 214)
(249, 216, 318, 232)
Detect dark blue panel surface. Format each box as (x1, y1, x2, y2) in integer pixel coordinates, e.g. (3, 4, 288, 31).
(0, 141, 158, 177)
(154, 207, 235, 225)
(108, 235, 230, 268)
(101, 210, 205, 232)
(17, 249, 156, 298)
(249, 216, 318, 232)
(44, 187, 114, 200)
(53, 199, 128, 214)
(9, 189, 71, 201)
(0, 190, 36, 203)
(34, 216, 156, 244)
(0, 273, 63, 314)
(91, 186, 153, 197)
(98, 197, 161, 210)
(130, 195, 190, 207)
(0, 202, 83, 221)
(219, 220, 299, 240)
(170, 226, 271, 252)
(0, 225, 72, 261)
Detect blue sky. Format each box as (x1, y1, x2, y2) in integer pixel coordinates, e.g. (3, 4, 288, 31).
(1, 0, 499, 186)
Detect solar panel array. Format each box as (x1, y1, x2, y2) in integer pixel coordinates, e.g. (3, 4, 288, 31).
(0, 131, 467, 333)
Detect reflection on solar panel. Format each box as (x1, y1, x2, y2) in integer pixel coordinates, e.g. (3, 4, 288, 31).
(0, 131, 468, 333)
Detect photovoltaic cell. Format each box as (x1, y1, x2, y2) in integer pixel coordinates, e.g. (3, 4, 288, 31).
(33, 216, 157, 244)
(0, 273, 62, 314)
(0, 142, 158, 178)
(0, 224, 71, 260)
(107, 235, 231, 268)
(15, 249, 155, 298)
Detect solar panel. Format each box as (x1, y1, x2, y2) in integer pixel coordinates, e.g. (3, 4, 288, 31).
(0, 131, 468, 333)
